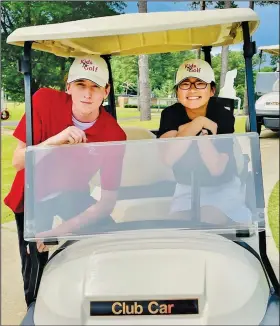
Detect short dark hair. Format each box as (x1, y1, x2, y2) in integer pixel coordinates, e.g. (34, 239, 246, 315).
(210, 81, 216, 91)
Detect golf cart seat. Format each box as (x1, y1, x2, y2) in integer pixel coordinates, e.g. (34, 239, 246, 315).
(92, 141, 176, 222)
(218, 69, 238, 97)
(122, 126, 156, 140)
(218, 69, 242, 113)
(209, 95, 235, 113)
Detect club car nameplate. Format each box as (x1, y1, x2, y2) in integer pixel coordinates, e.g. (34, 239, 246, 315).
(90, 299, 199, 316)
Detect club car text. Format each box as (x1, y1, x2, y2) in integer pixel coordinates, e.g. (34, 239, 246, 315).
(90, 299, 199, 316)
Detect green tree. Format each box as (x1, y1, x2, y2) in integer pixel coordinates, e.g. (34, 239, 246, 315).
(270, 54, 279, 70)
(190, 0, 278, 112)
(109, 49, 274, 106)
(111, 55, 138, 94)
(217, 1, 236, 88)
(211, 50, 260, 103)
(111, 50, 196, 99)
(149, 51, 196, 97)
(1, 1, 125, 101)
(189, 1, 238, 88)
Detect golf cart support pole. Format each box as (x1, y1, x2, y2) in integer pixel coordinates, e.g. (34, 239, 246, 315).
(258, 49, 263, 72)
(101, 55, 117, 120)
(242, 21, 257, 133)
(19, 41, 40, 305)
(21, 41, 34, 146)
(242, 23, 280, 297)
(20, 41, 58, 305)
(202, 46, 212, 66)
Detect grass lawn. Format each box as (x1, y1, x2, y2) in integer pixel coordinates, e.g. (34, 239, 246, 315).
(1, 114, 246, 224)
(120, 115, 246, 133)
(119, 118, 160, 130)
(234, 116, 246, 133)
(1, 134, 18, 224)
(117, 107, 141, 119)
(6, 102, 142, 121)
(6, 102, 25, 121)
(268, 181, 279, 250)
(5, 102, 245, 127)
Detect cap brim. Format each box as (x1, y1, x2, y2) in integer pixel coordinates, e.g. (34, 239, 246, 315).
(175, 75, 213, 86)
(67, 75, 107, 87)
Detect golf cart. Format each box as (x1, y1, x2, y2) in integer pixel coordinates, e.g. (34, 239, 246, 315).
(1, 108, 10, 120)
(245, 44, 280, 134)
(7, 7, 279, 325)
(1, 89, 10, 120)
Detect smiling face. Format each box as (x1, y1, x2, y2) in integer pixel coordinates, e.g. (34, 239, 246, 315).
(67, 79, 110, 122)
(177, 77, 215, 110)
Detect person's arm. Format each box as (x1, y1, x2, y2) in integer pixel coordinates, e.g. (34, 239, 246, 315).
(158, 108, 194, 166)
(160, 116, 218, 167)
(196, 109, 235, 176)
(12, 136, 61, 171)
(35, 141, 126, 250)
(12, 126, 87, 171)
(12, 88, 87, 171)
(35, 188, 118, 253)
(160, 120, 200, 166)
(12, 89, 48, 171)
(38, 189, 118, 236)
(12, 90, 43, 171)
(197, 136, 230, 176)
(12, 140, 27, 171)
(57, 139, 126, 232)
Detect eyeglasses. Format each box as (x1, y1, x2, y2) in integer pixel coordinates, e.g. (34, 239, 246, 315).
(179, 80, 208, 90)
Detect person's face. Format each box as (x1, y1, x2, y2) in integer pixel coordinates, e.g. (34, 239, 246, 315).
(177, 77, 215, 110)
(67, 79, 110, 116)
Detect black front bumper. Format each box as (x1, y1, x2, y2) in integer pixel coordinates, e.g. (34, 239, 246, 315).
(263, 117, 280, 130)
(256, 110, 279, 130)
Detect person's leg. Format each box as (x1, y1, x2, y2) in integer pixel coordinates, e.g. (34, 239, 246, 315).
(14, 212, 49, 308)
(59, 192, 117, 234)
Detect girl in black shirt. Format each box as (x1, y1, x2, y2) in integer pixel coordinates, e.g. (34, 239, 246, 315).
(157, 59, 251, 226)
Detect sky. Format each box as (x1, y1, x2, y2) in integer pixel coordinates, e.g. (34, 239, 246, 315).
(123, 1, 279, 57)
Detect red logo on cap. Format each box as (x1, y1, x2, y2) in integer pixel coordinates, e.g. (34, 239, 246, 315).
(80, 59, 98, 72)
(185, 63, 201, 73)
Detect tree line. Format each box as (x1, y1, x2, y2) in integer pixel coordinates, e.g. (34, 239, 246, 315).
(111, 50, 276, 100)
(1, 1, 126, 101)
(1, 1, 278, 109)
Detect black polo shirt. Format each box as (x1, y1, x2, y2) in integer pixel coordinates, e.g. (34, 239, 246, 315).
(157, 99, 237, 186)
(157, 98, 235, 137)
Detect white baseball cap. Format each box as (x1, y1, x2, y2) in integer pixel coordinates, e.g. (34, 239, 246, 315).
(175, 59, 215, 86)
(67, 55, 109, 87)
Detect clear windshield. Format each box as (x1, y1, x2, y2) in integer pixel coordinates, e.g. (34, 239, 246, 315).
(24, 133, 265, 241)
(255, 72, 279, 95)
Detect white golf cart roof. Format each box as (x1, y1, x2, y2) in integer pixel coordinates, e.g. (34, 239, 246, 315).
(7, 8, 259, 57)
(258, 45, 279, 55)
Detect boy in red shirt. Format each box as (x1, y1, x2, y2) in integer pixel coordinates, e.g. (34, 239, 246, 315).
(4, 54, 126, 307)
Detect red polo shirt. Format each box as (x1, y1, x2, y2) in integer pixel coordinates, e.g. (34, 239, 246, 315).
(4, 88, 127, 213)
